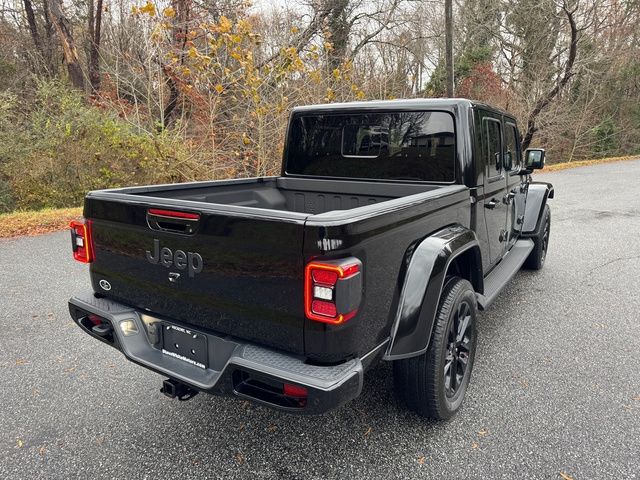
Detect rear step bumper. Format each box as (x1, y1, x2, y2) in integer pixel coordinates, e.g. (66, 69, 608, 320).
(69, 292, 367, 414)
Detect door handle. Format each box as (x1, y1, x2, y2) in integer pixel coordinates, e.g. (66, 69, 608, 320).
(503, 191, 516, 204)
(485, 199, 498, 209)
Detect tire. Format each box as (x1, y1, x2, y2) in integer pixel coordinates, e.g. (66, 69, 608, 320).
(523, 204, 551, 270)
(393, 277, 478, 420)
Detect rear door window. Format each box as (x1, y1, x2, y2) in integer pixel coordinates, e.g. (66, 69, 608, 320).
(504, 123, 521, 171)
(484, 118, 502, 178)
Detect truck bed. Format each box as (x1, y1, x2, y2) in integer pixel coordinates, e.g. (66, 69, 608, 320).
(112, 176, 443, 215)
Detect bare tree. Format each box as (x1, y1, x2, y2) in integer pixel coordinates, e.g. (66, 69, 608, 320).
(23, 0, 43, 59)
(521, 1, 579, 150)
(46, 0, 84, 89)
(22, 0, 55, 74)
(87, 0, 104, 93)
(444, 0, 453, 96)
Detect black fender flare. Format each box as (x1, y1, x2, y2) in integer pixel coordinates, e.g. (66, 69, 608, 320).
(522, 182, 554, 234)
(384, 225, 482, 361)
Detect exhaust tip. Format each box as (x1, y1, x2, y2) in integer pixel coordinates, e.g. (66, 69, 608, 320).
(91, 322, 113, 337)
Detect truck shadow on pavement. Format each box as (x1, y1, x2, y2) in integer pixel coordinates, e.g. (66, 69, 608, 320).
(124, 295, 523, 472)
(142, 361, 442, 474)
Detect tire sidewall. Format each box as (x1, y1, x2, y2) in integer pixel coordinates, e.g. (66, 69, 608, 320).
(433, 280, 478, 418)
(539, 206, 551, 266)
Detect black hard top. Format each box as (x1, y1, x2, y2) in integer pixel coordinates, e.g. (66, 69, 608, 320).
(292, 98, 511, 118)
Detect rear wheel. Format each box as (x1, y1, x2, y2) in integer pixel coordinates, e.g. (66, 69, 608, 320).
(524, 204, 551, 270)
(393, 277, 477, 419)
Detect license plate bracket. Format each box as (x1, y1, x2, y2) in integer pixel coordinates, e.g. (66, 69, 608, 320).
(161, 324, 208, 369)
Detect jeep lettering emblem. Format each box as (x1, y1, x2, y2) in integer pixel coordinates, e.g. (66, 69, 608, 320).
(99, 279, 112, 291)
(146, 239, 203, 278)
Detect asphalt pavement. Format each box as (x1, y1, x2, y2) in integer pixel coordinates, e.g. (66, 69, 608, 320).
(1, 160, 639, 479)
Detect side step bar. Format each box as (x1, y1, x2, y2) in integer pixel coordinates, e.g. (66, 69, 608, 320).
(476, 238, 534, 310)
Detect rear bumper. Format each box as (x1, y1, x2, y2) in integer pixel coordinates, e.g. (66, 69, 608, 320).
(69, 292, 368, 414)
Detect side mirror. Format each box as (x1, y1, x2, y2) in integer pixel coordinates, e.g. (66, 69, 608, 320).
(524, 148, 545, 170)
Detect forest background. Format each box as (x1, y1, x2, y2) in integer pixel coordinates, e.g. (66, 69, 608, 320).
(0, 0, 638, 212)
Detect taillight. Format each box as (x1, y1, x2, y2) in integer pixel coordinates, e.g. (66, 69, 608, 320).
(304, 258, 362, 324)
(70, 219, 94, 263)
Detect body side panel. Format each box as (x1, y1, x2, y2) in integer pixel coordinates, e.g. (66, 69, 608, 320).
(302, 188, 471, 363)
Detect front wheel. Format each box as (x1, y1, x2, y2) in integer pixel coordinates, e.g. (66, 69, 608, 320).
(393, 277, 478, 420)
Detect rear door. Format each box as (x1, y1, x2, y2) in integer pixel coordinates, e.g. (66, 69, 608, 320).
(480, 111, 508, 267)
(86, 197, 308, 354)
(504, 120, 525, 249)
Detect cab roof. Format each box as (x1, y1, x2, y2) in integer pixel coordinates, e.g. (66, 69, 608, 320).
(291, 98, 512, 118)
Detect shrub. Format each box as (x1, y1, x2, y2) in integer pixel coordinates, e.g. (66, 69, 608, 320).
(0, 80, 189, 212)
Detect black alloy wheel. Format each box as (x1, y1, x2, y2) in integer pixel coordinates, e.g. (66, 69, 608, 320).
(393, 277, 478, 419)
(444, 299, 474, 399)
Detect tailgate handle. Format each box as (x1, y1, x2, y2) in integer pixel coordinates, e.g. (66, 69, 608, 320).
(147, 209, 200, 235)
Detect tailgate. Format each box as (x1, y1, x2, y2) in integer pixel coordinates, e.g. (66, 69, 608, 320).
(85, 195, 308, 354)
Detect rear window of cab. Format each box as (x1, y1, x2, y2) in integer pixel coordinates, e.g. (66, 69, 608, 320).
(285, 111, 456, 182)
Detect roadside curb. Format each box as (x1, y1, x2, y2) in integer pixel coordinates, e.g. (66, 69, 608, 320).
(544, 155, 639, 172)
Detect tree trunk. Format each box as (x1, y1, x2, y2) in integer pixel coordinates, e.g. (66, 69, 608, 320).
(160, 0, 190, 128)
(42, 0, 55, 73)
(47, 0, 84, 90)
(444, 0, 454, 97)
(325, 0, 351, 70)
(23, 0, 44, 57)
(88, 0, 103, 93)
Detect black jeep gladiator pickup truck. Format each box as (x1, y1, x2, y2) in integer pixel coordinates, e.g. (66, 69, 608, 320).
(69, 99, 553, 419)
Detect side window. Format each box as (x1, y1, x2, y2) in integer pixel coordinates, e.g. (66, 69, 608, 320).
(505, 123, 521, 171)
(484, 118, 502, 178)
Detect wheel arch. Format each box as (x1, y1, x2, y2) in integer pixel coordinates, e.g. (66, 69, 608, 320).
(523, 182, 554, 234)
(384, 225, 482, 361)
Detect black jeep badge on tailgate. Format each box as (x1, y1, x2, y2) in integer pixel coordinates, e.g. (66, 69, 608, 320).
(146, 239, 203, 278)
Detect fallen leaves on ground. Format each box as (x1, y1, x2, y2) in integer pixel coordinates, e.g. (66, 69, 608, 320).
(545, 155, 637, 172)
(0, 207, 82, 238)
(234, 452, 245, 465)
(478, 428, 489, 437)
(417, 456, 426, 465)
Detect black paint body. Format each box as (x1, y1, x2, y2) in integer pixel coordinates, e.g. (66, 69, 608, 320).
(80, 99, 552, 368)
